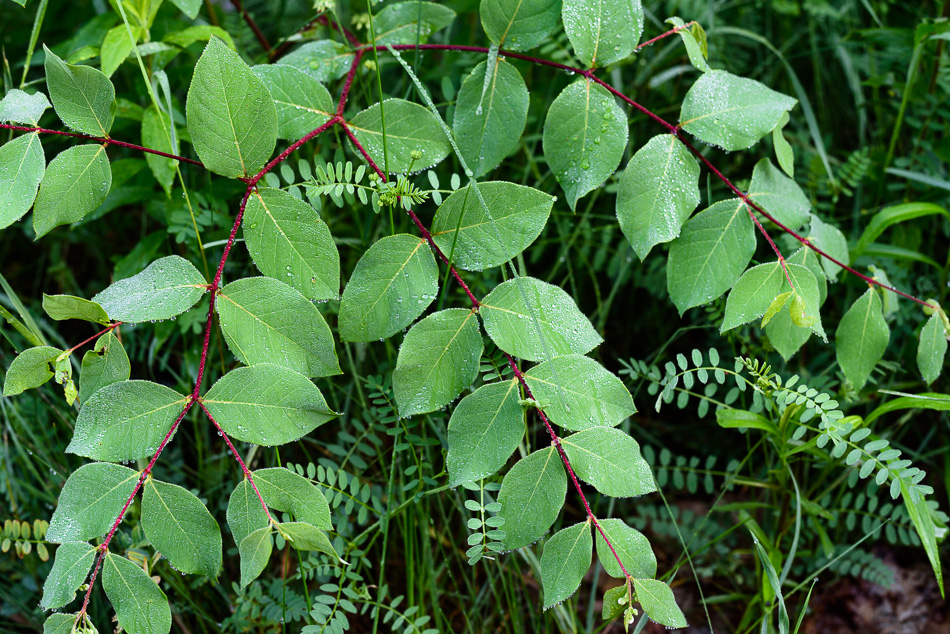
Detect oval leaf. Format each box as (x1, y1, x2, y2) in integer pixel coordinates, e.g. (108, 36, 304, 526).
(280, 522, 339, 559)
(33, 144, 112, 238)
(562, 427, 656, 497)
(347, 99, 451, 174)
(748, 158, 810, 229)
(918, 313, 947, 385)
(497, 446, 567, 550)
(252, 65, 334, 141)
(41, 542, 97, 610)
(226, 478, 269, 546)
(43, 45, 116, 136)
(79, 331, 131, 404)
(563, 0, 644, 67)
(239, 526, 273, 587)
(540, 521, 592, 608)
(836, 288, 889, 391)
(253, 467, 331, 530)
(279, 41, 354, 84)
(2, 345, 62, 396)
(92, 255, 207, 323)
(721, 262, 786, 332)
(633, 578, 687, 628)
(103, 552, 172, 634)
(47, 462, 139, 543)
(42, 294, 109, 324)
(142, 478, 222, 578)
(595, 518, 656, 579)
(480, 0, 561, 51)
(374, 1, 456, 45)
(447, 379, 524, 486)
(0, 132, 45, 230)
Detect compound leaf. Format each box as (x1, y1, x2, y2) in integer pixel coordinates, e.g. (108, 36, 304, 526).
(721, 262, 786, 332)
(92, 255, 207, 323)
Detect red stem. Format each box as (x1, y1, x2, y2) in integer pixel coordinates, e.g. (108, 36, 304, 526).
(635, 21, 696, 51)
(63, 322, 123, 356)
(230, 0, 271, 53)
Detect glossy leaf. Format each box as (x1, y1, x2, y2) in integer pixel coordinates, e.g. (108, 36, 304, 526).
(394, 308, 483, 417)
(667, 198, 756, 314)
(668, 16, 710, 72)
(0, 132, 45, 230)
(562, 427, 656, 497)
(374, 1, 456, 45)
(563, 0, 643, 67)
(186, 36, 277, 178)
(524, 355, 635, 432)
(680, 70, 796, 151)
(836, 289, 889, 390)
(92, 255, 207, 323)
(279, 41, 353, 84)
(497, 446, 567, 550)
(67, 380, 187, 461)
(765, 306, 813, 361)
(43, 46, 116, 136)
(595, 518, 656, 579)
(243, 187, 340, 301)
(747, 158, 810, 229)
(239, 526, 273, 587)
(540, 521, 592, 608)
(721, 262, 786, 332)
(918, 313, 947, 384)
(40, 542, 97, 610)
(543, 79, 627, 210)
(633, 578, 687, 628)
(479, 277, 602, 362)
(202, 364, 337, 446)
(616, 134, 701, 259)
(480, 0, 561, 51)
(141, 106, 177, 197)
(452, 59, 529, 178)
(338, 234, 438, 342)
(253, 467, 331, 530)
(809, 215, 849, 281)
(0, 88, 51, 125)
(252, 65, 334, 141)
(216, 277, 340, 378)
(226, 479, 269, 546)
(79, 331, 131, 404)
(280, 522, 339, 559)
(46, 462, 139, 542)
(103, 552, 172, 634)
(2, 345, 62, 396)
(42, 294, 109, 324)
(348, 99, 450, 174)
(142, 479, 222, 577)
(33, 144, 112, 238)
(447, 379, 524, 486)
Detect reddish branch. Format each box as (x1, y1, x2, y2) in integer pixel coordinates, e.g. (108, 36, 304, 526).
(230, 0, 271, 53)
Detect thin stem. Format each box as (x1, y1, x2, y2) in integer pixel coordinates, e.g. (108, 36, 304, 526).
(635, 21, 696, 51)
(231, 0, 272, 53)
(63, 322, 123, 356)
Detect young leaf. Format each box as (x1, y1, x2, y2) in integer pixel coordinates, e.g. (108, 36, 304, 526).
(67, 380, 188, 461)
(540, 521, 592, 608)
(394, 308, 483, 417)
(373, 1, 456, 45)
(43, 613, 81, 634)
(479, 277, 603, 362)
(0, 88, 51, 125)
(452, 59, 529, 178)
(0, 132, 45, 230)
(2, 345, 62, 396)
(667, 198, 756, 314)
(772, 111, 794, 177)
(43, 45, 116, 136)
(253, 467, 331, 530)
(141, 106, 178, 197)
(186, 36, 278, 178)
(783, 263, 826, 339)
(836, 288, 889, 391)
(543, 79, 628, 210)
(227, 479, 269, 546)
(33, 144, 112, 238)
(497, 446, 567, 550)
(480, 0, 561, 51)
(616, 134, 701, 259)
(447, 378, 524, 486)
(524, 355, 636, 431)
(563, 0, 643, 68)
(338, 234, 438, 342)
(917, 313, 947, 384)
(40, 542, 97, 610)
(721, 262, 786, 332)
(280, 522, 339, 559)
(679, 70, 797, 151)
(42, 294, 109, 324)
(633, 578, 687, 628)
(46, 462, 139, 542)
(279, 41, 354, 84)
(79, 331, 131, 404)
(747, 158, 810, 229)
(168, 0, 201, 19)
(100, 25, 142, 77)
(667, 16, 710, 72)
(142, 479, 222, 578)
(92, 255, 207, 323)
(202, 363, 337, 446)
(347, 99, 451, 174)
(243, 187, 340, 301)
(765, 307, 812, 361)
(808, 215, 849, 281)
(102, 552, 172, 634)
(562, 427, 656, 497)
(602, 585, 627, 621)
(239, 526, 273, 587)
(595, 518, 657, 579)
(216, 277, 340, 378)
(252, 65, 334, 141)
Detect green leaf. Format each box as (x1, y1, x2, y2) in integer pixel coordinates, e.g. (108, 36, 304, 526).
(765, 306, 812, 361)
(479, 277, 602, 362)
(679, 70, 797, 151)
(667, 198, 756, 314)
(79, 331, 131, 404)
(540, 521, 592, 608)
(497, 446, 567, 550)
(279, 41, 354, 84)
(338, 234, 438, 342)
(563, 0, 643, 67)
(788, 245, 828, 305)
(602, 585, 627, 620)
(202, 364, 337, 446)
(142, 478, 222, 578)
(33, 144, 112, 238)
(852, 202, 950, 259)
(243, 187, 340, 301)
(141, 105, 178, 197)
(0, 88, 51, 125)
(168, 0, 201, 19)
(40, 542, 97, 610)
(716, 408, 780, 435)
(101, 25, 141, 77)
(216, 277, 340, 378)
(0, 132, 45, 230)
(900, 481, 944, 598)
(447, 378, 524, 486)
(186, 36, 277, 178)
(42, 294, 109, 324)
(543, 79, 628, 210)
(252, 65, 334, 141)
(43, 613, 81, 634)
(562, 427, 656, 497)
(280, 522, 339, 559)
(92, 255, 207, 323)
(394, 308, 483, 417)
(103, 552, 172, 634)
(747, 158, 810, 229)
(752, 537, 789, 634)
(667, 16, 710, 72)
(43, 45, 116, 136)
(374, 1, 456, 45)
(772, 111, 794, 177)
(783, 263, 826, 339)
(524, 355, 635, 431)
(253, 467, 331, 530)
(480, 0, 561, 51)
(239, 526, 273, 587)
(836, 289, 889, 391)
(808, 215, 849, 281)
(633, 578, 687, 628)
(616, 134, 701, 259)
(164, 25, 235, 51)
(347, 99, 451, 174)
(227, 479, 269, 546)
(46, 462, 139, 542)
(721, 262, 786, 332)
(2, 345, 62, 396)
(918, 313, 947, 384)
(595, 518, 657, 579)
(866, 392, 950, 425)
(452, 59, 529, 178)
(67, 380, 188, 461)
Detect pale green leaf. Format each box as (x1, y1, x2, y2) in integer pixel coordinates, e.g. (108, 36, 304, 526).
(772, 111, 794, 177)
(46, 462, 139, 542)
(562, 427, 656, 497)
(721, 262, 786, 332)
(42, 294, 109, 324)
(92, 255, 207, 323)
(239, 526, 273, 587)
(101, 25, 142, 77)
(0, 89, 51, 125)
(374, 1, 456, 45)
(563, 0, 643, 67)
(33, 144, 112, 237)
(142, 479, 222, 577)
(447, 378, 524, 486)
(918, 313, 947, 384)
(0, 133, 44, 230)
(40, 542, 97, 610)
(43, 613, 81, 634)
(202, 363, 337, 446)
(788, 245, 828, 305)
(809, 215, 849, 281)
(141, 105, 177, 197)
(667, 17, 710, 72)
(79, 331, 131, 404)
(900, 481, 944, 598)
(103, 552, 172, 634)
(43, 45, 116, 136)
(216, 277, 340, 378)
(479, 277, 602, 362)
(543, 79, 628, 210)
(347, 99, 451, 174)
(279, 41, 354, 84)
(186, 36, 277, 178)
(748, 158, 810, 229)
(280, 522, 339, 559)
(168, 0, 201, 19)
(765, 307, 812, 361)
(602, 586, 627, 621)
(540, 521, 592, 608)
(595, 518, 656, 579)
(616, 134, 701, 259)
(252, 65, 334, 141)
(227, 478, 269, 546)
(783, 262, 826, 339)
(338, 234, 438, 342)
(2, 345, 61, 396)
(394, 308, 483, 417)
(164, 25, 235, 51)
(253, 467, 331, 530)
(836, 288, 889, 390)
(497, 446, 567, 550)
(480, 0, 561, 51)
(633, 578, 687, 628)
